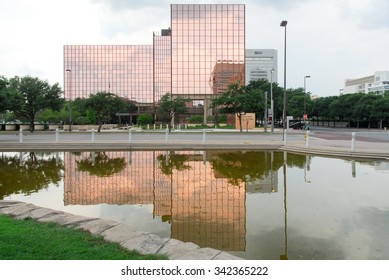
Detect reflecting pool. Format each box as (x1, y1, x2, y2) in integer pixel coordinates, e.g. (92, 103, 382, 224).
(1, 150, 388, 260)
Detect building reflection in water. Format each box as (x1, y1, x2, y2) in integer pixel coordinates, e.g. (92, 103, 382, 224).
(63, 150, 280, 251)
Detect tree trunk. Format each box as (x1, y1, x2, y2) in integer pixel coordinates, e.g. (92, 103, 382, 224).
(169, 111, 174, 133)
(98, 118, 103, 132)
(29, 119, 34, 133)
(238, 114, 243, 132)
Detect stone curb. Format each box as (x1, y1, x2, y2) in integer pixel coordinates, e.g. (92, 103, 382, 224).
(0, 200, 243, 260)
(280, 145, 389, 160)
(0, 142, 282, 152)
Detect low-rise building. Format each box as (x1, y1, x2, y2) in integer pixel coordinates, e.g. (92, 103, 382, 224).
(342, 71, 389, 94)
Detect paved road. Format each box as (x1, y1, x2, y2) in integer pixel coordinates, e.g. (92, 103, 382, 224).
(309, 126, 389, 143)
(2, 126, 388, 144)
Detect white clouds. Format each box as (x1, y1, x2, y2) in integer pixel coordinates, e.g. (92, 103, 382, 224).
(0, 0, 388, 96)
(0, 0, 104, 84)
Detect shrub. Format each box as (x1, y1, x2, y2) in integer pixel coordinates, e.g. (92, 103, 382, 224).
(137, 113, 153, 125)
(75, 116, 89, 125)
(218, 114, 227, 123)
(188, 115, 203, 124)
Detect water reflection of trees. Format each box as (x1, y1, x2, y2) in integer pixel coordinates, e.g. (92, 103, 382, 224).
(76, 152, 126, 177)
(210, 151, 283, 186)
(0, 152, 63, 199)
(155, 151, 309, 186)
(285, 153, 310, 168)
(156, 151, 192, 175)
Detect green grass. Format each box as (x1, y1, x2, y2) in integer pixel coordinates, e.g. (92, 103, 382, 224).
(0, 214, 167, 260)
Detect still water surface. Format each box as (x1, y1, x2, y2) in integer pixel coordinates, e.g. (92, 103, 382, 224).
(1, 150, 388, 260)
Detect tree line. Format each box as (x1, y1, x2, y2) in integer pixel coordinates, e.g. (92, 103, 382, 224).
(1, 75, 389, 132)
(211, 80, 389, 130)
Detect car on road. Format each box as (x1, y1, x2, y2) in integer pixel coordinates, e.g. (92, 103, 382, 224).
(290, 122, 310, 130)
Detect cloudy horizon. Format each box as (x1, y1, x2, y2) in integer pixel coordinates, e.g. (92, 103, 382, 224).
(1, 0, 388, 97)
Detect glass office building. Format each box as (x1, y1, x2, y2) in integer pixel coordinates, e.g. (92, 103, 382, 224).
(64, 45, 153, 103)
(171, 4, 245, 97)
(64, 4, 245, 116)
(153, 29, 172, 106)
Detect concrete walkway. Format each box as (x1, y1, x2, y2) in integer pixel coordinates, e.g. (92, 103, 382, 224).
(0, 200, 242, 260)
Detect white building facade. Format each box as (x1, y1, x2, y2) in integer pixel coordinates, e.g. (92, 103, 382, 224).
(343, 71, 389, 94)
(245, 49, 278, 84)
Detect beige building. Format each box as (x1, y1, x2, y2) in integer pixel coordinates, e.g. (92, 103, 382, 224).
(342, 71, 389, 94)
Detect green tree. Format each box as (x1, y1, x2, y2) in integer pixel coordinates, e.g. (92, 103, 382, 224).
(84, 92, 126, 132)
(286, 88, 305, 119)
(137, 113, 153, 126)
(7, 76, 64, 132)
(188, 115, 203, 124)
(0, 76, 11, 115)
(372, 94, 389, 129)
(211, 83, 264, 132)
(311, 96, 337, 124)
(157, 93, 190, 132)
(246, 79, 284, 124)
(352, 93, 381, 128)
(36, 108, 70, 124)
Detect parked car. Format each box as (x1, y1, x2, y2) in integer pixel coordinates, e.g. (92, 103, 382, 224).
(290, 122, 304, 129)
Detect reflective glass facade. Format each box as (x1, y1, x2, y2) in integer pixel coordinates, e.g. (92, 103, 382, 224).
(64, 45, 153, 103)
(64, 150, 246, 250)
(171, 4, 245, 96)
(63, 4, 245, 106)
(153, 29, 172, 104)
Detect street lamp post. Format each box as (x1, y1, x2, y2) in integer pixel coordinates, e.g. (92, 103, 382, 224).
(304, 75, 311, 115)
(270, 69, 274, 133)
(264, 91, 268, 132)
(280, 20, 287, 140)
(65, 69, 72, 132)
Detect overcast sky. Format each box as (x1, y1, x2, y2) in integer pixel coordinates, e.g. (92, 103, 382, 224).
(0, 0, 388, 97)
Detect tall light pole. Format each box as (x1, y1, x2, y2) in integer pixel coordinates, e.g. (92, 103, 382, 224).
(304, 75, 310, 115)
(264, 91, 268, 132)
(65, 69, 72, 132)
(270, 69, 274, 133)
(280, 20, 287, 140)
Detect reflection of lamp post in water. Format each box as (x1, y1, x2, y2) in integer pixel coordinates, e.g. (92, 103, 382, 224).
(304, 155, 311, 183)
(280, 151, 288, 260)
(66, 69, 72, 132)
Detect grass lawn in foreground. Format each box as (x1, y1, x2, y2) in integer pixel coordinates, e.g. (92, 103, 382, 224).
(0, 214, 167, 260)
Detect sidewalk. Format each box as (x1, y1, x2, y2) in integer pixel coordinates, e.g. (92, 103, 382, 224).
(1, 129, 388, 159)
(282, 132, 389, 160)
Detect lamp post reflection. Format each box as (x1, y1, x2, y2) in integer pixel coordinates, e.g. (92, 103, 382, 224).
(280, 151, 288, 260)
(304, 155, 311, 183)
(65, 69, 72, 132)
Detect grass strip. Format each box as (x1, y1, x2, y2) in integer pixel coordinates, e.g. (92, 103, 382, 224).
(0, 214, 167, 260)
